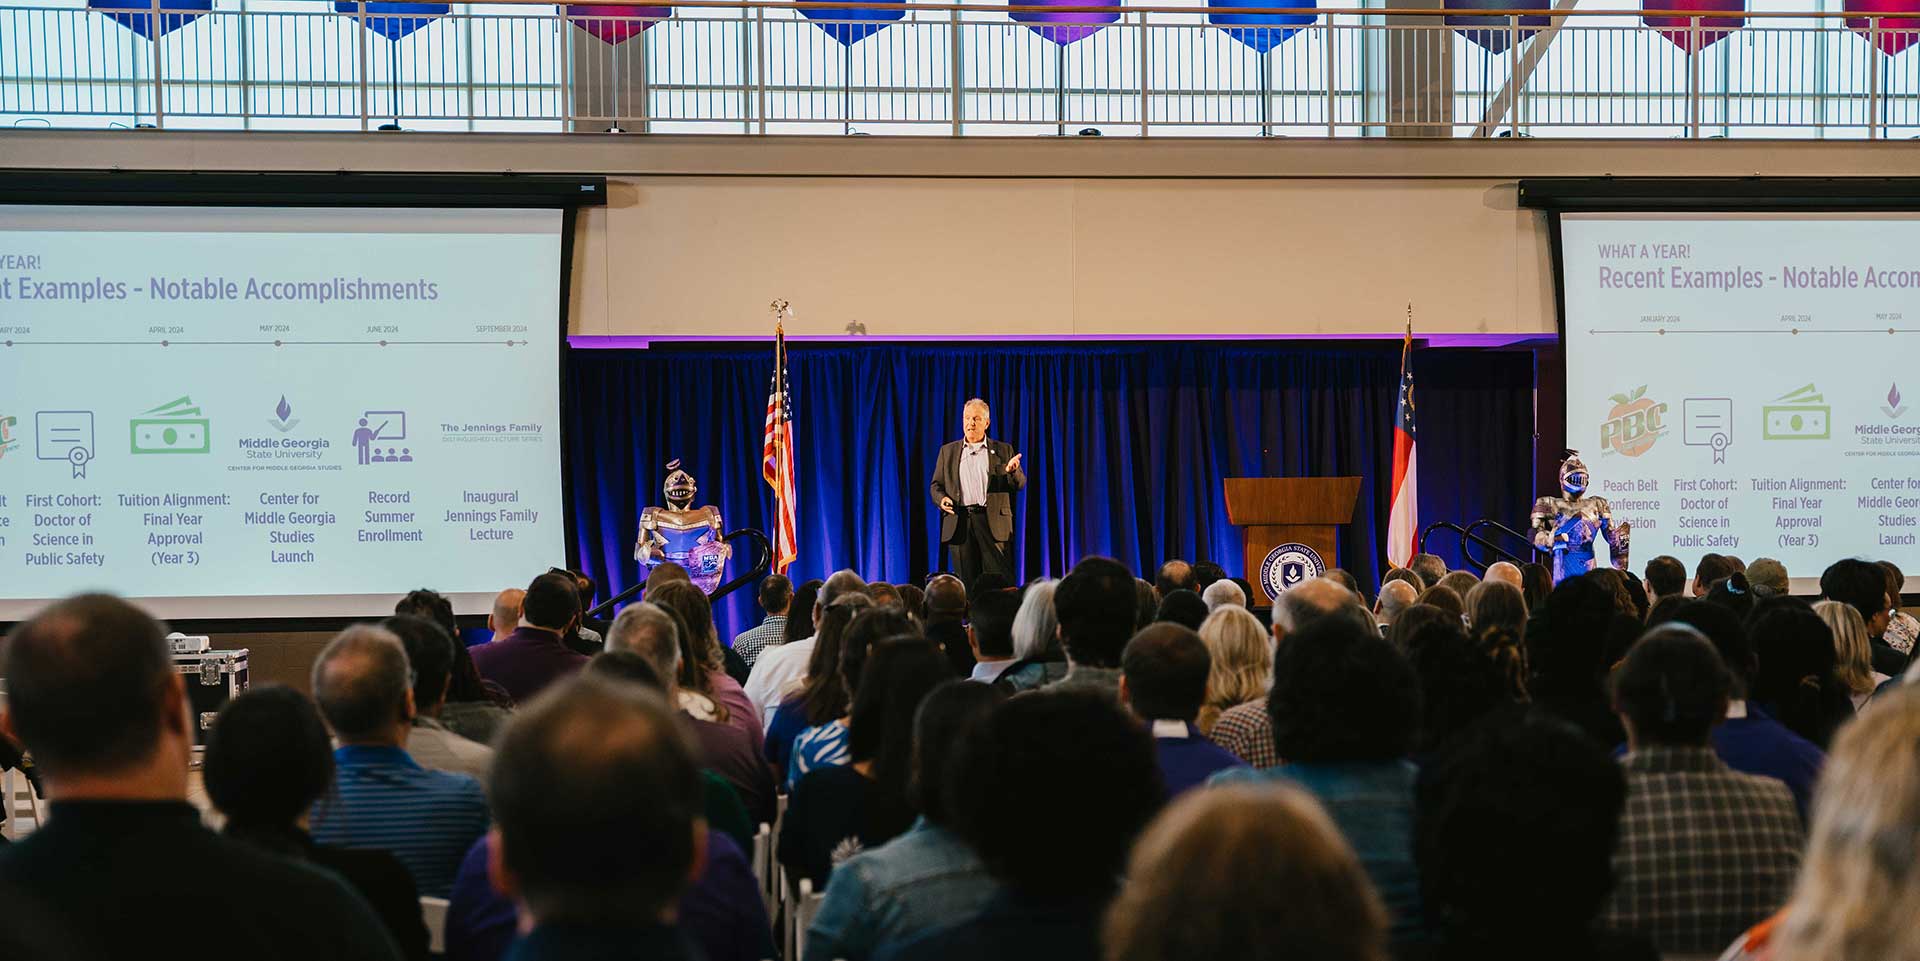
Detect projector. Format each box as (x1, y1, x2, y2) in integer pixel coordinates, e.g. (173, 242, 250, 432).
(167, 632, 211, 654)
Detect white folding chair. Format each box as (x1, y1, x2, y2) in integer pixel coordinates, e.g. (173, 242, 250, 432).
(789, 878, 819, 961)
(749, 823, 773, 914)
(420, 895, 450, 955)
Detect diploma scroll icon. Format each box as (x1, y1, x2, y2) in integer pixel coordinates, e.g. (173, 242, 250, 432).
(36, 411, 95, 479)
(1683, 398, 1733, 464)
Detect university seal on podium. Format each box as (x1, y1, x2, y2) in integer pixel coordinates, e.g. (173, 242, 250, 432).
(1259, 542, 1327, 599)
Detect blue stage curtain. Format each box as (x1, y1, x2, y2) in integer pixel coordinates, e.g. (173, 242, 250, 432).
(565, 342, 1534, 638)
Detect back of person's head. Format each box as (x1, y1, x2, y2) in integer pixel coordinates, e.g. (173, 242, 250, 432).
(1621, 571, 1651, 620)
(924, 575, 967, 621)
(1105, 785, 1388, 961)
(0, 594, 176, 780)
(1198, 606, 1270, 720)
(1645, 555, 1687, 599)
(646, 579, 720, 682)
(203, 685, 333, 831)
(847, 637, 952, 799)
(1121, 624, 1212, 723)
(897, 583, 927, 620)
(1192, 561, 1228, 592)
(395, 589, 459, 642)
(1155, 560, 1195, 598)
(1409, 619, 1516, 754)
(1269, 613, 1420, 763)
(1748, 596, 1849, 747)
(1416, 585, 1464, 620)
(1748, 558, 1790, 597)
(1387, 603, 1453, 654)
(1525, 575, 1624, 693)
(1645, 594, 1687, 627)
(1409, 554, 1448, 590)
(489, 675, 702, 925)
(1669, 599, 1755, 694)
(522, 572, 582, 632)
(1381, 568, 1422, 592)
(1324, 569, 1364, 606)
(785, 579, 824, 645)
(382, 614, 454, 712)
(1483, 561, 1524, 590)
(1704, 571, 1756, 620)
(1773, 687, 1920, 961)
(1056, 556, 1138, 668)
(1201, 579, 1247, 611)
(1416, 710, 1626, 948)
(1134, 579, 1157, 631)
(1374, 580, 1419, 625)
(1012, 579, 1062, 662)
(1583, 568, 1636, 618)
(840, 606, 921, 701)
(758, 574, 793, 615)
(1880, 560, 1908, 611)
(1520, 563, 1553, 610)
(1465, 579, 1527, 638)
(801, 592, 874, 723)
(1612, 625, 1730, 747)
(1815, 599, 1878, 697)
(865, 582, 903, 608)
(1823, 558, 1892, 627)
(586, 649, 666, 690)
(1437, 571, 1479, 601)
(969, 588, 1021, 660)
(1273, 577, 1357, 636)
(1694, 553, 1734, 595)
(490, 588, 526, 630)
(820, 569, 870, 607)
(909, 681, 1006, 826)
(606, 601, 681, 677)
(647, 561, 691, 587)
(947, 688, 1162, 897)
(311, 625, 413, 742)
(1154, 590, 1209, 632)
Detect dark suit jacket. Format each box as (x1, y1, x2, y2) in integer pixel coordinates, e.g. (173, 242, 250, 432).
(930, 437, 1026, 544)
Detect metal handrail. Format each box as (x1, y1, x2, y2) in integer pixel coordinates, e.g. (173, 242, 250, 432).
(584, 526, 773, 620)
(1418, 519, 1537, 574)
(1461, 518, 1546, 571)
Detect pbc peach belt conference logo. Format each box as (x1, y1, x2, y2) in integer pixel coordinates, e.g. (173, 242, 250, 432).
(1601, 385, 1669, 458)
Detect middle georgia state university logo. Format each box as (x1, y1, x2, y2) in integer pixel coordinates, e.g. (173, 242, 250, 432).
(1600, 385, 1669, 457)
(1260, 542, 1327, 599)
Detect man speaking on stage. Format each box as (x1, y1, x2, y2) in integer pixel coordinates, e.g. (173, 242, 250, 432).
(931, 398, 1026, 587)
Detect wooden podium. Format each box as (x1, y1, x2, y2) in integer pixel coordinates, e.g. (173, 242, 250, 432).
(1224, 477, 1363, 605)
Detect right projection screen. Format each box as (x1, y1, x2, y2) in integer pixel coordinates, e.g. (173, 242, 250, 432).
(1559, 212, 1920, 587)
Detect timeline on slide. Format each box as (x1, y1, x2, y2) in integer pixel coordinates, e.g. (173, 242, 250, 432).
(0, 205, 568, 619)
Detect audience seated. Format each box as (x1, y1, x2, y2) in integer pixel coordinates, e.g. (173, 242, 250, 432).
(731, 574, 793, 670)
(866, 582, 904, 608)
(1409, 553, 1448, 591)
(648, 579, 764, 750)
(1747, 557, 1790, 598)
(1878, 559, 1918, 656)
(0, 594, 403, 960)
(1662, 601, 1826, 820)
(1195, 605, 1269, 735)
(805, 682, 1005, 961)
(1407, 619, 1523, 759)
(1436, 570, 1479, 602)
(1815, 599, 1888, 710)
(1107, 785, 1387, 961)
(398, 588, 515, 740)
(1325, 568, 1366, 607)
(1645, 555, 1687, 604)
(1153, 559, 1196, 601)
(790, 606, 917, 787)
(483, 675, 710, 961)
(1586, 568, 1638, 619)
(1152, 589, 1208, 632)
(1603, 626, 1803, 955)
(1526, 575, 1637, 748)
(486, 587, 525, 643)
(1120, 624, 1246, 797)
(1192, 561, 1228, 593)
(1483, 560, 1524, 591)
(1415, 584, 1464, 620)
(1464, 578, 1527, 637)
(205, 685, 430, 960)
(923, 575, 975, 679)
(469, 572, 590, 704)
(1520, 562, 1553, 610)
(1200, 578, 1246, 611)
(746, 569, 866, 722)
(1727, 687, 1920, 961)
(769, 592, 872, 784)
(1823, 558, 1908, 677)
(878, 688, 1163, 961)
(1694, 553, 1735, 597)
(1208, 577, 1356, 769)
(1384, 602, 1454, 654)
(962, 587, 1021, 684)
(385, 614, 494, 781)
(1416, 710, 1654, 961)
(1051, 557, 1141, 696)
(1380, 567, 1422, 594)
(782, 638, 952, 890)
(445, 661, 772, 961)
(1132, 578, 1158, 630)
(997, 578, 1067, 692)
(1211, 608, 1426, 944)
(1373, 579, 1419, 631)
(308, 625, 491, 898)
(1748, 597, 1855, 750)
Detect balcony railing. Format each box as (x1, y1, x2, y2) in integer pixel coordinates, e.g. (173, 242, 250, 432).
(4, 0, 1920, 136)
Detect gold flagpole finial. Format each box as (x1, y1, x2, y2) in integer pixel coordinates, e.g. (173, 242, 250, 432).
(770, 299, 791, 334)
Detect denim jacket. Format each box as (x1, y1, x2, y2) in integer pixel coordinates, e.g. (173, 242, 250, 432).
(804, 818, 996, 961)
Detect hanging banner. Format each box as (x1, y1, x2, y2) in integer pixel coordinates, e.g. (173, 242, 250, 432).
(566, 4, 671, 44)
(1010, 0, 1121, 45)
(1642, 0, 1745, 52)
(334, 1, 450, 41)
(1846, 0, 1920, 55)
(89, 0, 211, 40)
(801, 0, 906, 45)
(1443, 0, 1547, 53)
(1206, 0, 1316, 54)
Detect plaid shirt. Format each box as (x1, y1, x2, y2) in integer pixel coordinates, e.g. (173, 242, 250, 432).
(1208, 697, 1277, 770)
(1603, 746, 1804, 956)
(730, 614, 787, 669)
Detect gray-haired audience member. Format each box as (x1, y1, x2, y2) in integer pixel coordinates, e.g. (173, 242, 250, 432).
(1374, 580, 1419, 630)
(0, 594, 403, 961)
(1202, 579, 1247, 611)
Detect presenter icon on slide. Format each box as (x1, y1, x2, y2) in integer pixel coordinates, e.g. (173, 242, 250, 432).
(352, 411, 409, 466)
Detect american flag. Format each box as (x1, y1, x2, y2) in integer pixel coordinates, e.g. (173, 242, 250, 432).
(762, 323, 797, 574)
(1385, 311, 1419, 569)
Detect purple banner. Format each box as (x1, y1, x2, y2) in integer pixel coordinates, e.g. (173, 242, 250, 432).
(566, 4, 670, 44)
(1642, 0, 1745, 52)
(1846, 0, 1920, 54)
(1206, 0, 1316, 53)
(1010, 0, 1121, 45)
(1443, 0, 1547, 53)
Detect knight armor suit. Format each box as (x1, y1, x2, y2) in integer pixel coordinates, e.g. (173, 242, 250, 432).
(635, 460, 732, 594)
(1531, 449, 1630, 584)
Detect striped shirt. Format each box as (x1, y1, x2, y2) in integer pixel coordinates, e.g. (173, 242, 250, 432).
(310, 745, 490, 898)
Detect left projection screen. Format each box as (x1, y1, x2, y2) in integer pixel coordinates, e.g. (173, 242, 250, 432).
(0, 205, 567, 621)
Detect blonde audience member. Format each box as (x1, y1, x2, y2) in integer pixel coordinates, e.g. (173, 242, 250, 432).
(1196, 606, 1270, 735)
(1814, 600, 1888, 711)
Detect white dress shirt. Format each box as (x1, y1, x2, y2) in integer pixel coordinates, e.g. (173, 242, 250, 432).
(744, 634, 815, 729)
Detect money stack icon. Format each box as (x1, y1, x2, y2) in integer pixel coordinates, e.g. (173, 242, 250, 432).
(130, 396, 212, 454)
(1762, 384, 1829, 440)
